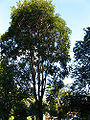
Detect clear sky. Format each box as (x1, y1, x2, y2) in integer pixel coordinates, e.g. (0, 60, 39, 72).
(53, 0, 90, 50)
(0, 0, 90, 84)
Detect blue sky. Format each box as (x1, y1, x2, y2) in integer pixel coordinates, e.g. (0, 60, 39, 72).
(0, 0, 90, 84)
(53, 0, 90, 50)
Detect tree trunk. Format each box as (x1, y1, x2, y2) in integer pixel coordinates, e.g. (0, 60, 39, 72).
(37, 99, 43, 120)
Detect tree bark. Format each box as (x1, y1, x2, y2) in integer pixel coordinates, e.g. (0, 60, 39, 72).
(38, 58, 40, 98)
(37, 99, 43, 120)
(32, 56, 37, 101)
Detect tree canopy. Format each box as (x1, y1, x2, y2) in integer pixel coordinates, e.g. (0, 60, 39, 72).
(72, 27, 90, 95)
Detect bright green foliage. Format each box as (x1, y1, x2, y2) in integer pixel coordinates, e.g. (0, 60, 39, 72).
(1, 0, 71, 119)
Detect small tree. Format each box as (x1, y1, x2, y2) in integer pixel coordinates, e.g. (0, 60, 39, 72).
(1, 0, 71, 119)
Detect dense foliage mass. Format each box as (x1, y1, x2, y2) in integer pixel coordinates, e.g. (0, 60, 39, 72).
(0, 60, 14, 120)
(72, 27, 90, 95)
(0, 59, 29, 120)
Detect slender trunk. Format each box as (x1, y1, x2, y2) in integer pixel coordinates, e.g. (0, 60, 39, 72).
(37, 59, 44, 120)
(41, 59, 44, 86)
(37, 61, 47, 120)
(31, 56, 37, 101)
(38, 57, 40, 98)
(43, 65, 47, 95)
(41, 59, 44, 98)
(38, 99, 43, 120)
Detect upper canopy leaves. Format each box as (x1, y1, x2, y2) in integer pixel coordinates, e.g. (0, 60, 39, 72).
(1, 0, 71, 97)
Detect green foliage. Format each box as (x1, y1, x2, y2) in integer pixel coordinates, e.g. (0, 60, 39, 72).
(0, 59, 29, 119)
(13, 101, 28, 120)
(55, 88, 71, 118)
(46, 80, 64, 118)
(72, 27, 90, 94)
(9, 116, 14, 120)
(0, 60, 14, 119)
(56, 87, 90, 119)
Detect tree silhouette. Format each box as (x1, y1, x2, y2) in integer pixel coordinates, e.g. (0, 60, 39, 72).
(72, 27, 90, 95)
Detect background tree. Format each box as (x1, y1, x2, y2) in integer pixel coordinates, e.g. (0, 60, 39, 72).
(58, 27, 90, 119)
(71, 27, 90, 94)
(1, 0, 71, 119)
(69, 30, 90, 120)
(59, 90, 90, 119)
(54, 87, 88, 119)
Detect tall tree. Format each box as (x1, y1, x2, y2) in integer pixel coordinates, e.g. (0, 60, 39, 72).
(1, 0, 71, 119)
(72, 27, 90, 94)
